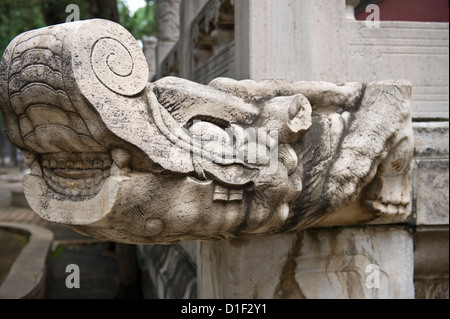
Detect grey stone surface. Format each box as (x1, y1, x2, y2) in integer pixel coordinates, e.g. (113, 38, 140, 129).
(156, 0, 181, 42)
(179, 241, 199, 266)
(0, 222, 53, 299)
(198, 225, 414, 299)
(414, 278, 449, 299)
(413, 122, 449, 157)
(413, 159, 449, 226)
(410, 121, 449, 298)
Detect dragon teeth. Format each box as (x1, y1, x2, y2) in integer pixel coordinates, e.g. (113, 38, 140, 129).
(93, 159, 103, 169)
(40, 154, 113, 196)
(50, 159, 57, 168)
(83, 160, 93, 169)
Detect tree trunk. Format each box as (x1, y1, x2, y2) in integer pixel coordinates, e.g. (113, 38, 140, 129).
(41, 0, 69, 25)
(115, 243, 142, 298)
(89, 0, 119, 22)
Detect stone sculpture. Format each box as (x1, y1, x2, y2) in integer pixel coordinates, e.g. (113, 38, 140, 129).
(0, 19, 413, 244)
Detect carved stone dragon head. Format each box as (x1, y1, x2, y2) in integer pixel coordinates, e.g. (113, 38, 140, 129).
(0, 19, 414, 244)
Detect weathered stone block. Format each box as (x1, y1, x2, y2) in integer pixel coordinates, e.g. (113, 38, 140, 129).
(198, 225, 414, 299)
(413, 159, 449, 226)
(413, 122, 449, 157)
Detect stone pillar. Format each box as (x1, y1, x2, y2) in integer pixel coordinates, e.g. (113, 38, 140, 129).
(156, 0, 181, 76)
(178, 0, 209, 79)
(142, 36, 158, 81)
(198, 226, 414, 299)
(234, 0, 314, 81)
(411, 122, 449, 299)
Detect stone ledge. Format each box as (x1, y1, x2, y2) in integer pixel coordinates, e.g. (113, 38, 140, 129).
(413, 122, 449, 157)
(0, 222, 53, 299)
(413, 159, 449, 226)
(198, 225, 414, 299)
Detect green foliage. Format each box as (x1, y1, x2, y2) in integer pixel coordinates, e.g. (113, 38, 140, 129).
(118, 0, 156, 40)
(0, 0, 46, 57)
(0, 0, 156, 58)
(52, 245, 64, 260)
(0, 0, 92, 57)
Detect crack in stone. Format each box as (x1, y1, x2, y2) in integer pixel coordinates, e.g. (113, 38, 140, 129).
(273, 231, 306, 299)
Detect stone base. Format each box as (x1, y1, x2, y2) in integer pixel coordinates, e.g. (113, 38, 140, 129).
(198, 225, 414, 299)
(137, 244, 197, 299)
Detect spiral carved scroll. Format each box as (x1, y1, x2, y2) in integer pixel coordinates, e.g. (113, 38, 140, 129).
(91, 37, 148, 96)
(67, 19, 149, 98)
